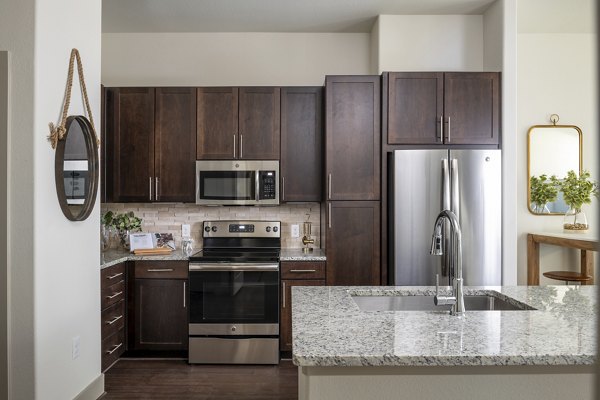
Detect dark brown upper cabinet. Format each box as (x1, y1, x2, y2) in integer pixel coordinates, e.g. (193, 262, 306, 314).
(386, 72, 500, 146)
(280, 87, 323, 202)
(105, 87, 196, 203)
(196, 87, 280, 160)
(325, 76, 381, 201)
(325, 201, 380, 286)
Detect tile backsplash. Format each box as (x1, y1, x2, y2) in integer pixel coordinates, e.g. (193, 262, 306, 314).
(101, 203, 321, 249)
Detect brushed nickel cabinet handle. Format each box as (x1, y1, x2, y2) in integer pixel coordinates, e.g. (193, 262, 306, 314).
(328, 202, 332, 229)
(282, 177, 285, 200)
(290, 269, 317, 273)
(106, 315, 123, 325)
(282, 281, 286, 308)
(149, 177, 152, 201)
(438, 115, 443, 142)
(328, 173, 332, 199)
(155, 177, 160, 201)
(106, 343, 123, 355)
(147, 268, 174, 272)
(183, 281, 186, 308)
(445, 116, 451, 142)
(233, 134, 236, 158)
(106, 291, 123, 300)
(240, 134, 243, 158)
(106, 272, 123, 280)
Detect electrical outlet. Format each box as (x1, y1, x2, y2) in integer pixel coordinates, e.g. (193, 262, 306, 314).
(72, 336, 80, 360)
(182, 224, 191, 238)
(291, 224, 300, 238)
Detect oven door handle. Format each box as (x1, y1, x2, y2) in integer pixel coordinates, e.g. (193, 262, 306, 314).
(189, 263, 279, 272)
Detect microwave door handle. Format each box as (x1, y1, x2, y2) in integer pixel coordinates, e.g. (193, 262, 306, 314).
(255, 171, 260, 202)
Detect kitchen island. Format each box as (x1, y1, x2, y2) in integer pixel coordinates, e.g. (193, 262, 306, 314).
(292, 286, 596, 400)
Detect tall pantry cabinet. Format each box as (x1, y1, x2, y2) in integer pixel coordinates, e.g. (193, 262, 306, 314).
(324, 76, 381, 286)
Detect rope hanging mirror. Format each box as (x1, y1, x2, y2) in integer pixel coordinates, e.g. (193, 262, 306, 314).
(49, 48, 100, 222)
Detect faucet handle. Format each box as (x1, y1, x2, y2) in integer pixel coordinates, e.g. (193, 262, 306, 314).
(434, 273, 456, 306)
(435, 273, 440, 295)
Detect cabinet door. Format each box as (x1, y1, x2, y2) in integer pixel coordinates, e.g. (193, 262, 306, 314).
(443, 72, 500, 145)
(155, 87, 197, 202)
(106, 87, 155, 202)
(280, 87, 323, 202)
(238, 87, 280, 160)
(325, 76, 380, 201)
(387, 72, 444, 145)
(133, 279, 188, 351)
(197, 87, 238, 159)
(280, 279, 324, 352)
(326, 201, 380, 286)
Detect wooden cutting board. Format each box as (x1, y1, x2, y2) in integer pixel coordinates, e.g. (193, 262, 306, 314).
(133, 248, 173, 255)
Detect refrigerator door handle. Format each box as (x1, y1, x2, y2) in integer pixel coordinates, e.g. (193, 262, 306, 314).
(442, 159, 450, 211)
(451, 158, 459, 220)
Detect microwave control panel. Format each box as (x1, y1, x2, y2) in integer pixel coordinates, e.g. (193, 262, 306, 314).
(259, 171, 277, 200)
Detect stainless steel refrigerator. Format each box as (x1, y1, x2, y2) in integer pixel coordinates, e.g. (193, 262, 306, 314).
(389, 149, 501, 286)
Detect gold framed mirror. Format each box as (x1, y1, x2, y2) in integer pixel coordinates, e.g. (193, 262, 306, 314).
(527, 118, 582, 215)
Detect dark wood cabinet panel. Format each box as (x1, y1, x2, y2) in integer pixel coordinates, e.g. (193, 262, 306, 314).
(326, 201, 380, 286)
(280, 279, 324, 352)
(155, 87, 196, 202)
(387, 72, 443, 145)
(101, 262, 127, 372)
(133, 278, 188, 351)
(443, 72, 500, 145)
(239, 87, 280, 160)
(106, 87, 155, 202)
(325, 76, 380, 201)
(280, 87, 323, 202)
(281, 261, 326, 280)
(196, 87, 238, 159)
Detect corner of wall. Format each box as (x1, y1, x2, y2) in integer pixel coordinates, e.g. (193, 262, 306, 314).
(370, 16, 381, 74)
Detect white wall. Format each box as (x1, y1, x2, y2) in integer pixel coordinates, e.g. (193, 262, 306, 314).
(1, 0, 103, 398)
(102, 32, 371, 86)
(375, 15, 484, 73)
(516, 33, 598, 284)
(0, 50, 9, 400)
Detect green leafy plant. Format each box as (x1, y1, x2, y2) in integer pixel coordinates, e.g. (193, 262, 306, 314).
(111, 211, 143, 232)
(559, 170, 598, 211)
(101, 210, 114, 227)
(530, 174, 559, 212)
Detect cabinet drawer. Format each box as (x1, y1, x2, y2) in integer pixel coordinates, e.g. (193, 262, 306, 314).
(102, 328, 125, 372)
(101, 279, 125, 309)
(281, 261, 326, 280)
(135, 261, 188, 279)
(101, 300, 125, 339)
(101, 262, 126, 289)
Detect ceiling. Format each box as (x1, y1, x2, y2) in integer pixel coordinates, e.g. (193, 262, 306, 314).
(102, 0, 497, 33)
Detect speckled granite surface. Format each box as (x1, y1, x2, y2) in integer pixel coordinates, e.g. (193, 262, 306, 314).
(280, 248, 326, 261)
(292, 285, 597, 367)
(101, 249, 189, 269)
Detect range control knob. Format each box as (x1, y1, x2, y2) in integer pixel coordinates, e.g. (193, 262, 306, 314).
(266, 226, 271, 232)
(273, 226, 279, 233)
(231, 326, 237, 332)
(204, 226, 210, 233)
(211, 226, 218, 232)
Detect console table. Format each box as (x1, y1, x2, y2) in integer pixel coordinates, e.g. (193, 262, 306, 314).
(527, 231, 598, 285)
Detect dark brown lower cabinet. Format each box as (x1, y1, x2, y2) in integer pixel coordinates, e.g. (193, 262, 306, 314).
(129, 261, 188, 352)
(280, 261, 326, 352)
(326, 201, 380, 286)
(101, 262, 127, 372)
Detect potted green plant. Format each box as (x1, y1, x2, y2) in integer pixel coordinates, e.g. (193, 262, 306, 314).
(112, 211, 143, 249)
(530, 174, 559, 213)
(559, 170, 598, 232)
(100, 211, 115, 251)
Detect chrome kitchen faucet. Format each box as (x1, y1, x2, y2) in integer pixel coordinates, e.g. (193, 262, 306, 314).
(430, 210, 465, 316)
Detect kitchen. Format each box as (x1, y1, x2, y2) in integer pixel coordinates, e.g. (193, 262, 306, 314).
(0, 0, 598, 399)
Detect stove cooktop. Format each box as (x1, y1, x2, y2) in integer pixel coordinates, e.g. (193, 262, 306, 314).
(188, 248, 280, 263)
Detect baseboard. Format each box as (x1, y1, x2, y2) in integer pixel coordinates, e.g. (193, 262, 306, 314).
(73, 374, 104, 400)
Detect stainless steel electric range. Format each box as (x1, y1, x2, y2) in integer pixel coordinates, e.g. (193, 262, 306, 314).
(188, 220, 280, 364)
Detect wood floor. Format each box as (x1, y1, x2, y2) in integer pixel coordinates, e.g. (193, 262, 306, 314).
(103, 359, 299, 399)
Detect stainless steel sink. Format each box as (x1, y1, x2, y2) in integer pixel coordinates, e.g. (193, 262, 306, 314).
(351, 294, 534, 312)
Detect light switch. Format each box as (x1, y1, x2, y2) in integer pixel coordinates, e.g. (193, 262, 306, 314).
(182, 224, 191, 238)
(291, 224, 300, 238)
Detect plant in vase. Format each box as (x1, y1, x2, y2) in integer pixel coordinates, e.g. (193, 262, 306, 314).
(112, 211, 143, 249)
(100, 211, 115, 251)
(530, 174, 559, 213)
(559, 170, 598, 232)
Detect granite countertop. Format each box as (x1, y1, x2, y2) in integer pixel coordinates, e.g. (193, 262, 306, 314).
(101, 249, 189, 269)
(292, 285, 597, 367)
(280, 248, 326, 261)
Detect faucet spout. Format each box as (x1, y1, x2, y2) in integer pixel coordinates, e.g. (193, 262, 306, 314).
(430, 210, 465, 316)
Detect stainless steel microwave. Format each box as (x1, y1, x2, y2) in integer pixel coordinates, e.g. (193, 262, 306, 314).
(195, 160, 279, 206)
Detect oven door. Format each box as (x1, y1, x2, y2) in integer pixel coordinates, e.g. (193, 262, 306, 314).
(188, 263, 279, 334)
